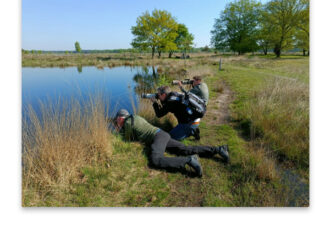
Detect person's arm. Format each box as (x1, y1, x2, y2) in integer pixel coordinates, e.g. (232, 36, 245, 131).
(152, 101, 169, 118)
(178, 81, 189, 94)
(179, 86, 188, 94)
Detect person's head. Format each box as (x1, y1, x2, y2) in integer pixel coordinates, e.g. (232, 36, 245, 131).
(114, 109, 130, 130)
(192, 76, 202, 87)
(157, 85, 171, 102)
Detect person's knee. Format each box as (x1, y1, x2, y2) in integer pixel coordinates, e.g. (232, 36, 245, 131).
(169, 128, 177, 136)
(170, 128, 186, 141)
(170, 134, 184, 141)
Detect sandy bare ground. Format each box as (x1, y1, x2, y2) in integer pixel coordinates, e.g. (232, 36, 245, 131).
(204, 81, 234, 126)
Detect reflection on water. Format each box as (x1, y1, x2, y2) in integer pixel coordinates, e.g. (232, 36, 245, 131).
(22, 66, 159, 118)
(133, 66, 158, 95)
(280, 168, 309, 206)
(77, 65, 83, 73)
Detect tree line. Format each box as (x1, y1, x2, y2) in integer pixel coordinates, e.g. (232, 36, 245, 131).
(211, 0, 309, 57)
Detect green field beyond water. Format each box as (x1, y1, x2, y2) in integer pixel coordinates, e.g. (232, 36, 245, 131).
(22, 53, 309, 207)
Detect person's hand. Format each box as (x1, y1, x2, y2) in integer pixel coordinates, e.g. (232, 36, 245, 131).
(178, 81, 183, 87)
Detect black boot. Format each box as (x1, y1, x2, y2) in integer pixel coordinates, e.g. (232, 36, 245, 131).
(214, 145, 229, 163)
(186, 155, 203, 177)
(193, 127, 200, 140)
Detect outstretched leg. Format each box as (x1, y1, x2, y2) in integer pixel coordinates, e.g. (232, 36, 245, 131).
(165, 138, 216, 157)
(149, 131, 189, 170)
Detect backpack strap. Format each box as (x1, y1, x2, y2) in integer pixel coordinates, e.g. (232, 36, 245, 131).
(126, 114, 134, 127)
(123, 115, 135, 141)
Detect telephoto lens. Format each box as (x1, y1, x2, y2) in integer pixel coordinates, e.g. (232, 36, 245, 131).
(181, 79, 194, 85)
(172, 79, 193, 85)
(141, 93, 157, 99)
(172, 80, 181, 85)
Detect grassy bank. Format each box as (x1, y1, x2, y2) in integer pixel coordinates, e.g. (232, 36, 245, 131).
(220, 56, 309, 178)
(22, 54, 309, 206)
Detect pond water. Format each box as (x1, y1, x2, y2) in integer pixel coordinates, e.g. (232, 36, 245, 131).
(22, 66, 159, 118)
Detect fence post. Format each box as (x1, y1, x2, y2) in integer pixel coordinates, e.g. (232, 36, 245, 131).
(219, 58, 222, 71)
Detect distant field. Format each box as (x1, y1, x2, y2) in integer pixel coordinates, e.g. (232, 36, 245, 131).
(22, 52, 220, 68)
(22, 53, 309, 206)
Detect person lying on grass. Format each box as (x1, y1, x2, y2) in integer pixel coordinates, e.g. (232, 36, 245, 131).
(114, 109, 229, 177)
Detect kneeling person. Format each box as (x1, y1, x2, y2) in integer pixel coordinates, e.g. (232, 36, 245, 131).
(152, 86, 202, 141)
(178, 75, 209, 105)
(114, 109, 229, 177)
(178, 76, 209, 140)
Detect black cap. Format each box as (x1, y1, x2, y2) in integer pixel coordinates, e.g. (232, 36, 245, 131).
(115, 109, 130, 119)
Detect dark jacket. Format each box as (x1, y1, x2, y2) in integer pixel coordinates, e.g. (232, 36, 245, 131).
(152, 92, 195, 124)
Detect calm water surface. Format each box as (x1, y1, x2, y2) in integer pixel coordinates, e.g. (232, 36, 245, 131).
(22, 66, 158, 118)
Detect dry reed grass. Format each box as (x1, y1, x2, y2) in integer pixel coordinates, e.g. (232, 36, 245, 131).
(245, 77, 309, 169)
(247, 142, 279, 181)
(22, 95, 112, 205)
(186, 65, 213, 79)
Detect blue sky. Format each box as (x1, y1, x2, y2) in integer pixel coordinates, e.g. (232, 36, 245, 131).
(22, 0, 269, 51)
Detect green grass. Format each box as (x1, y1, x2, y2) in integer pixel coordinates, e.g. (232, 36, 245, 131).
(220, 56, 309, 177)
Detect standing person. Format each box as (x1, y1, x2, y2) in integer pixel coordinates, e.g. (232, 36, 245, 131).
(114, 109, 229, 177)
(151, 86, 203, 141)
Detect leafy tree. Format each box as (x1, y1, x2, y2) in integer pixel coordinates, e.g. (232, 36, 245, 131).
(22, 49, 29, 54)
(295, 0, 309, 56)
(169, 24, 194, 58)
(131, 9, 178, 59)
(256, 6, 277, 55)
(263, 0, 305, 57)
(201, 45, 210, 52)
(211, 0, 262, 55)
(75, 41, 81, 53)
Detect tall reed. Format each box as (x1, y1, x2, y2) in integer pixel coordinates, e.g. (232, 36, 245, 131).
(22, 94, 112, 206)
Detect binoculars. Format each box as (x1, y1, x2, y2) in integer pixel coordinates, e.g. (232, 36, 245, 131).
(141, 93, 158, 99)
(172, 79, 194, 85)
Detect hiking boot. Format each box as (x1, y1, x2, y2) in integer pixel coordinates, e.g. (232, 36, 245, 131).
(193, 127, 200, 140)
(186, 155, 203, 177)
(214, 145, 229, 163)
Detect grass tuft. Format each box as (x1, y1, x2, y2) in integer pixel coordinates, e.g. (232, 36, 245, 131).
(22, 95, 112, 206)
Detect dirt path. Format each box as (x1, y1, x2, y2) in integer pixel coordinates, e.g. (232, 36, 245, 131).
(204, 81, 234, 126)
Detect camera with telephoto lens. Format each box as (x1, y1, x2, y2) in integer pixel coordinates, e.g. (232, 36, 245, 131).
(172, 79, 194, 85)
(141, 93, 158, 99)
